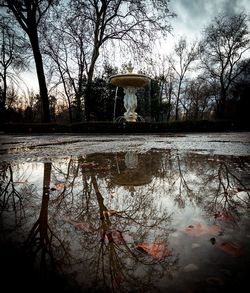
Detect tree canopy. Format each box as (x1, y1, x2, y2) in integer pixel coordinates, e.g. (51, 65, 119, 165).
(0, 1, 249, 125)
(200, 12, 250, 119)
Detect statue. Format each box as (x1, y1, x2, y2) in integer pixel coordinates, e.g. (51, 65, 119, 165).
(124, 87, 138, 121)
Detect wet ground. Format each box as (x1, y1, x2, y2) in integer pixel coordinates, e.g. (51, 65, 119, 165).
(0, 132, 250, 292)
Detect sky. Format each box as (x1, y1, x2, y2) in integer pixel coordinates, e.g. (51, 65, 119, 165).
(20, 0, 250, 93)
(169, 0, 249, 41)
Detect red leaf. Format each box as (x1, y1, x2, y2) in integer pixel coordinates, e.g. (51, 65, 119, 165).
(63, 216, 90, 231)
(103, 209, 118, 217)
(110, 192, 117, 198)
(136, 241, 172, 260)
(54, 182, 65, 190)
(218, 242, 242, 256)
(101, 230, 124, 244)
(214, 211, 234, 221)
(183, 223, 223, 237)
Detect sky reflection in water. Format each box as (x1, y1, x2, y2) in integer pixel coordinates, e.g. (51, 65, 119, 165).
(1, 150, 250, 292)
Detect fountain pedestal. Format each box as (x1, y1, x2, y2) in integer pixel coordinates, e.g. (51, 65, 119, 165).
(110, 62, 150, 122)
(124, 87, 138, 122)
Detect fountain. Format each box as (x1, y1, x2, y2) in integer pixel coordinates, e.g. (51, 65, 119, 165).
(111, 152, 153, 194)
(110, 62, 151, 122)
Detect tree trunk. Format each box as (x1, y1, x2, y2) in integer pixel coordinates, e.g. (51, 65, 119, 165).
(0, 68, 7, 126)
(175, 81, 182, 120)
(84, 49, 99, 121)
(217, 89, 227, 119)
(84, 83, 93, 121)
(166, 82, 172, 121)
(28, 29, 51, 123)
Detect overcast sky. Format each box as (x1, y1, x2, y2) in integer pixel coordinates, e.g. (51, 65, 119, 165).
(20, 0, 250, 92)
(168, 0, 249, 41)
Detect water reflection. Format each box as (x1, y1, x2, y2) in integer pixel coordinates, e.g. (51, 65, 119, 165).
(1, 151, 250, 292)
(111, 152, 154, 197)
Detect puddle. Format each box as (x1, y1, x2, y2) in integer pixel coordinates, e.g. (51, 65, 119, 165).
(1, 148, 250, 292)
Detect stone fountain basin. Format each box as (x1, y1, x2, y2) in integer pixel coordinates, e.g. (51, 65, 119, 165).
(110, 74, 150, 87)
(112, 169, 152, 186)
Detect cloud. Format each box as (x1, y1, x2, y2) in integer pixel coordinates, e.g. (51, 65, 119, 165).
(169, 0, 249, 40)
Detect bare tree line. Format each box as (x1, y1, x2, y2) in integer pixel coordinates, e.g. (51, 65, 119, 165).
(0, 1, 249, 124)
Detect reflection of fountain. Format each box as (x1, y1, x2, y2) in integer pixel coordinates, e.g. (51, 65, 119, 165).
(125, 151, 138, 169)
(110, 62, 150, 122)
(112, 152, 152, 189)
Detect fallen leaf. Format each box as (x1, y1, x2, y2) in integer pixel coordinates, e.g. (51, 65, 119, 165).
(225, 187, 245, 195)
(183, 263, 199, 272)
(110, 191, 117, 198)
(206, 277, 224, 286)
(214, 211, 234, 221)
(114, 272, 125, 288)
(136, 241, 172, 260)
(73, 222, 90, 231)
(183, 223, 223, 237)
(103, 209, 118, 217)
(218, 241, 242, 256)
(63, 216, 90, 232)
(101, 230, 124, 244)
(54, 182, 66, 190)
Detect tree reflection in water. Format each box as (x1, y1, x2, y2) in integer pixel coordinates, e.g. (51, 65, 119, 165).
(24, 163, 70, 282)
(0, 163, 26, 221)
(0, 151, 250, 292)
(90, 173, 176, 292)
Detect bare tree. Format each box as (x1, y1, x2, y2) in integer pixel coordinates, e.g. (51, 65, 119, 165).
(183, 76, 218, 120)
(44, 29, 76, 123)
(44, 0, 175, 121)
(145, 56, 175, 121)
(169, 37, 199, 120)
(1, 0, 58, 123)
(158, 64, 175, 121)
(0, 15, 28, 124)
(200, 12, 250, 119)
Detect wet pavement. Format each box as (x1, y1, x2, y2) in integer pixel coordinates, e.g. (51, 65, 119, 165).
(0, 132, 250, 292)
(0, 132, 250, 161)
